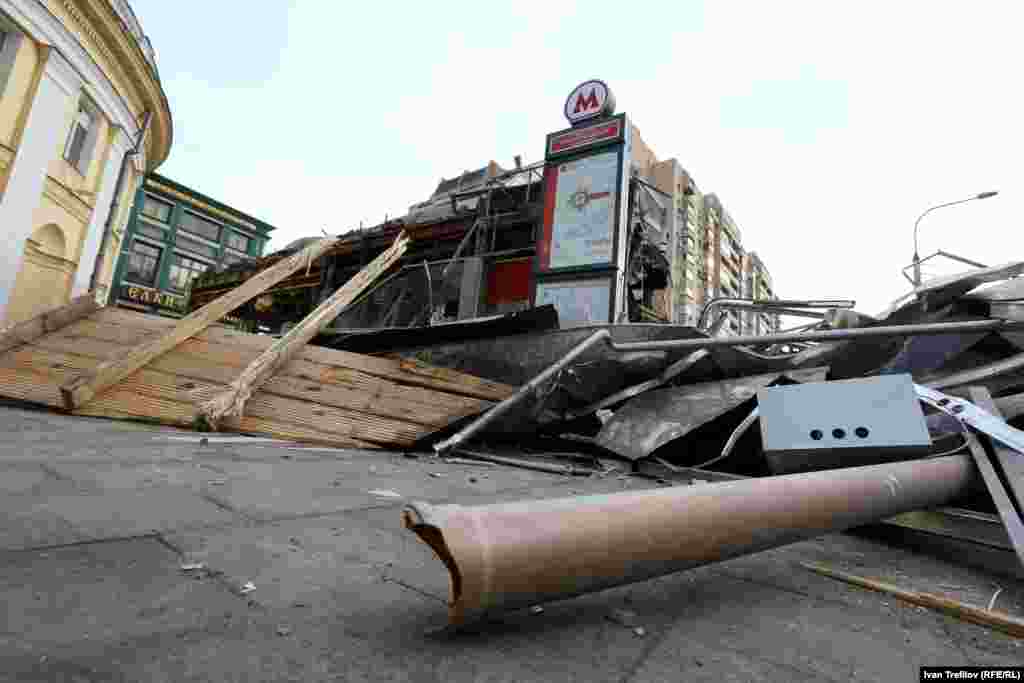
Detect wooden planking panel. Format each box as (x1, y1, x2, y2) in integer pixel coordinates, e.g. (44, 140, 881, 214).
(0, 293, 101, 356)
(199, 232, 410, 426)
(61, 237, 340, 410)
(90, 307, 517, 401)
(51, 318, 494, 414)
(0, 346, 381, 449)
(0, 344, 433, 446)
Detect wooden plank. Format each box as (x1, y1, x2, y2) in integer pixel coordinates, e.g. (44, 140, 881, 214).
(60, 236, 340, 410)
(0, 346, 384, 448)
(32, 325, 491, 418)
(88, 307, 516, 401)
(0, 293, 101, 356)
(52, 315, 512, 406)
(0, 344, 440, 445)
(199, 232, 410, 429)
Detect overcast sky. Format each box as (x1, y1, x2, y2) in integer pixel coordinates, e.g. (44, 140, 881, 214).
(131, 0, 1021, 317)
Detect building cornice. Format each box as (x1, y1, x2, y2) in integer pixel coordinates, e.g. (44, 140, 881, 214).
(147, 180, 261, 234)
(146, 175, 278, 236)
(1, 0, 168, 170)
(76, 0, 171, 168)
(2, 1, 171, 170)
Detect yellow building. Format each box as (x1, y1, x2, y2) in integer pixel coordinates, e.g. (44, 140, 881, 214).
(0, 0, 171, 325)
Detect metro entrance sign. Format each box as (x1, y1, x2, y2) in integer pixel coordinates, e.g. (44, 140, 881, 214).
(563, 80, 616, 126)
(534, 81, 631, 325)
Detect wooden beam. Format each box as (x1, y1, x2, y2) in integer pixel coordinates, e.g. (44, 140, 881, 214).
(0, 293, 101, 356)
(801, 561, 1024, 639)
(198, 232, 410, 429)
(59, 237, 339, 410)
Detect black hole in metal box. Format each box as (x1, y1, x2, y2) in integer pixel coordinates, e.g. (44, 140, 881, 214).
(855, 427, 869, 438)
(810, 430, 823, 440)
(832, 428, 846, 439)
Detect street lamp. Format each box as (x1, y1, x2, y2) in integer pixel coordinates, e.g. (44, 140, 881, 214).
(912, 191, 999, 286)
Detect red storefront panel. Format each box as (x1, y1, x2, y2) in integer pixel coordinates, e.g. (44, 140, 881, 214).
(487, 258, 531, 305)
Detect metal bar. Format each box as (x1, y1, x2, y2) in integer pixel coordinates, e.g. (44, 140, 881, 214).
(614, 319, 1021, 353)
(936, 250, 989, 270)
(698, 297, 856, 329)
(433, 330, 612, 453)
(404, 454, 978, 625)
(434, 320, 1024, 454)
(965, 388, 1024, 555)
(960, 426, 1024, 565)
(925, 351, 1024, 391)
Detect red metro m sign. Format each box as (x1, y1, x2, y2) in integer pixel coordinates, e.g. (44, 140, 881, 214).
(563, 80, 616, 126)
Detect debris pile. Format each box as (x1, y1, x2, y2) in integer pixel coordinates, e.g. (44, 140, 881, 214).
(399, 261, 1024, 625)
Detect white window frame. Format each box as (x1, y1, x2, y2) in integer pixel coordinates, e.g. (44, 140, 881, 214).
(63, 97, 100, 175)
(0, 21, 23, 98)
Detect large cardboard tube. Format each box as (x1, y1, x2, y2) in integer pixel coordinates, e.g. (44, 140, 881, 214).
(402, 455, 977, 625)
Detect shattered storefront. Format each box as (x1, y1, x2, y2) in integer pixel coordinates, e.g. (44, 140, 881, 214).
(186, 80, 679, 332)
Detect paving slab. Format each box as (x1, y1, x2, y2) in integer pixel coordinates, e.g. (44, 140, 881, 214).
(38, 487, 238, 540)
(0, 537, 241, 649)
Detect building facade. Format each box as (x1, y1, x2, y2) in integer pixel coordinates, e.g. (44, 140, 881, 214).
(0, 0, 172, 325)
(110, 173, 275, 318)
(741, 251, 778, 334)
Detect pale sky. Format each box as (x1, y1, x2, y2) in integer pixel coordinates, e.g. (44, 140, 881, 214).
(131, 0, 1022, 317)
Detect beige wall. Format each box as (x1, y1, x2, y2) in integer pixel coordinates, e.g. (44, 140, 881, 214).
(630, 124, 658, 178)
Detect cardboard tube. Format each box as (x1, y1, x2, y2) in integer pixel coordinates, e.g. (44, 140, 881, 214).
(402, 454, 977, 625)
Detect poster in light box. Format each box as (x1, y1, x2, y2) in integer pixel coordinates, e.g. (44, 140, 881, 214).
(548, 150, 619, 269)
(535, 278, 611, 326)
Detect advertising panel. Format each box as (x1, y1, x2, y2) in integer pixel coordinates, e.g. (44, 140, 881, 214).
(539, 150, 620, 271)
(535, 277, 611, 326)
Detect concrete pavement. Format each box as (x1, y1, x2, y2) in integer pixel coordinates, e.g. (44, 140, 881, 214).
(0, 401, 1021, 682)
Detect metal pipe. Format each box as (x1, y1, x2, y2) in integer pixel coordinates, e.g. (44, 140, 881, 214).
(925, 351, 1024, 391)
(434, 318, 1024, 453)
(404, 454, 978, 626)
(698, 297, 856, 329)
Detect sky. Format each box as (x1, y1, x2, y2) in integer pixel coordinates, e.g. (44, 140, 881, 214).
(130, 0, 1022, 318)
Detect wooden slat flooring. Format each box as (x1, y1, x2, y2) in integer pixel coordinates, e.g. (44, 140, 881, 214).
(0, 307, 514, 449)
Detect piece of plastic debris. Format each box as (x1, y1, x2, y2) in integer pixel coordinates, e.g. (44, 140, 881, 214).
(596, 409, 614, 424)
(180, 562, 206, 572)
(529, 605, 544, 615)
(276, 624, 292, 636)
(208, 479, 227, 486)
(633, 626, 646, 637)
(199, 437, 209, 446)
(368, 489, 402, 498)
(428, 472, 443, 478)
(240, 581, 256, 594)
(468, 477, 478, 484)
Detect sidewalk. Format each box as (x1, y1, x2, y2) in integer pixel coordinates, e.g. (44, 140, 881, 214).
(0, 402, 1021, 682)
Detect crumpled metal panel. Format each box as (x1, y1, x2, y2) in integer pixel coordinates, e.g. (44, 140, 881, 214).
(915, 261, 1024, 311)
(963, 277, 1024, 302)
(595, 367, 828, 461)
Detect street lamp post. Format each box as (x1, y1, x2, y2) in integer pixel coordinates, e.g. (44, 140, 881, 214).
(912, 191, 999, 286)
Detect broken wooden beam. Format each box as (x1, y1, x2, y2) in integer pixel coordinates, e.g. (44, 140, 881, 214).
(59, 237, 339, 411)
(197, 232, 410, 430)
(0, 292, 101, 356)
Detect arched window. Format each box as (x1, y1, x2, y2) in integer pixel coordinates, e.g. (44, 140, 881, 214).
(31, 223, 67, 260)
